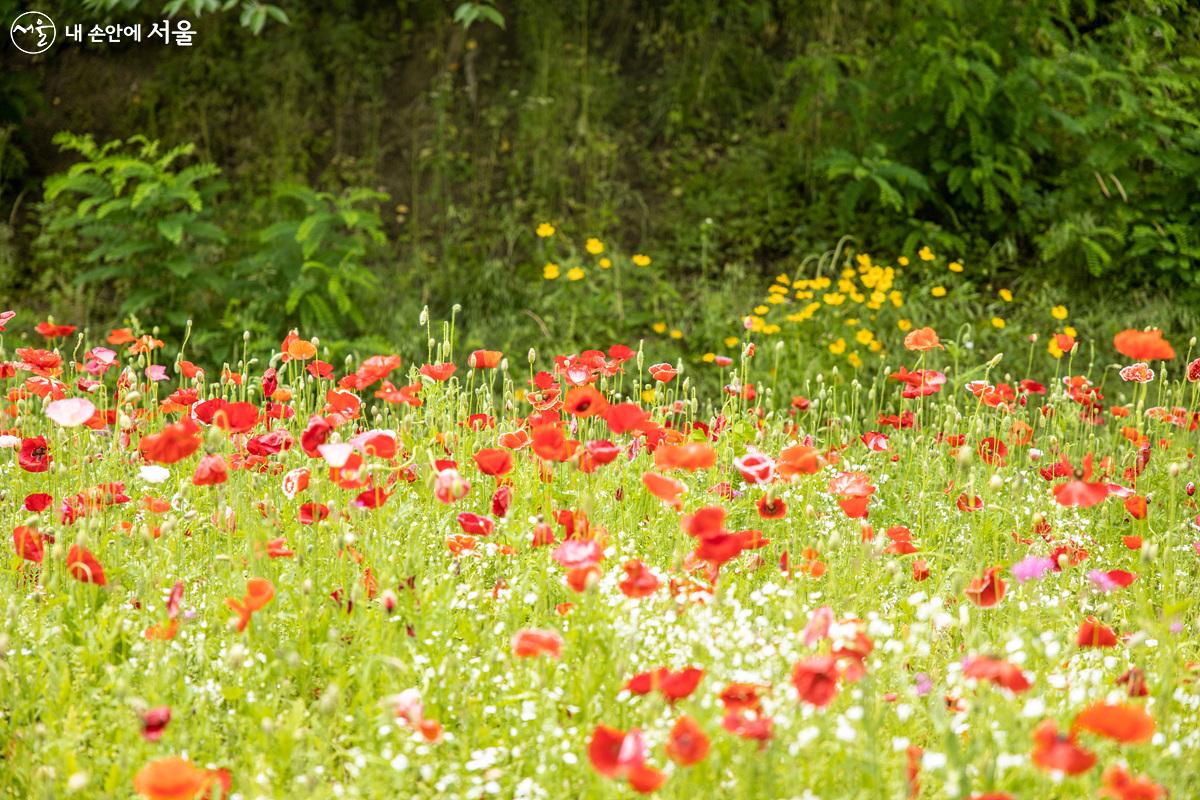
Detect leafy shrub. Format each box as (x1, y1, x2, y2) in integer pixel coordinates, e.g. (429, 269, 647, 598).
(34, 133, 227, 328)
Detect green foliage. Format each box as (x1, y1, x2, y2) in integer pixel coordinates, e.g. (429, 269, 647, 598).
(34, 133, 227, 327)
(2, 0, 1199, 361)
(453, 2, 505, 31)
(235, 184, 388, 339)
(79, 0, 289, 32)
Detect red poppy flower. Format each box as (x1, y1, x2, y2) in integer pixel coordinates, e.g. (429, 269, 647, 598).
(1031, 720, 1096, 775)
(956, 493, 983, 512)
(35, 321, 76, 339)
(262, 537, 295, 558)
(533, 423, 573, 462)
(977, 437, 1007, 466)
(963, 655, 1031, 693)
(1077, 616, 1119, 648)
(619, 559, 660, 598)
(192, 454, 229, 486)
(792, 655, 839, 707)
(140, 707, 171, 742)
(721, 708, 773, 743)
(457, 512, 495, 536)
(588, 725, 659, 785)
(665, 715, 709, 765)
(603, 402, 648, 434)
(419, 362, 457, 381)
(1073, 702, 1154, 743)
(757, 495, 786, 519)
(1100, 764, 1166, 800)
(298, 503, 330, 525)
(13, 525, 45, 562)
(734, 451, 776, 485)
(211, 401, 259, 433)
(18, 436, 51, 472)
(648, 363, 678, 382)
(964, 566, 1006, 607)
(511, 628, 563, 658)
(66, 544, 107, 585)
(473, 447, 513, 476)
(1124, 495, 1147, 520)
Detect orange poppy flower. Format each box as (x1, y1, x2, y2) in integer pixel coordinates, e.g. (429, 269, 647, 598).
(225, 578, 274, 632)
(903, 327, 943, 351)
(1073, 702, 1154, 743)
(468, 349, 503, 369)
(133, 756, 230, 800)
(281, 330, 317, 361)
(654, 442, 716, 471)
(1113, 329, 1174, 361)
(563, 385, 608, 418)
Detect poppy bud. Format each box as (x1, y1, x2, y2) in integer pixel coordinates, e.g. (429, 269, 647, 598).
(382, 589, 398, 614)
(1187, 482, 1196, 497)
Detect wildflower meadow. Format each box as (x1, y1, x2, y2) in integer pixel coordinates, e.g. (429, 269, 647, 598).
(2, 299, 1199, 799)
(4, 2, 1200, 799)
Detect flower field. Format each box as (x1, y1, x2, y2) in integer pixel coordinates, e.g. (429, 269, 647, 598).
(2, 309, 1199, 800)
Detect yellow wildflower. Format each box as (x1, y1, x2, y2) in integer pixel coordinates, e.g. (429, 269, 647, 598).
(999, 288, 1013, 302)
(543, 263, 560, 280)
(918, 246, 934, 261)
(931, 286, 947, 297)
(897, 319, 913, 332)
(632, 254, 651, 267)
(948, 261, 963, 273)
(536, 222, 555, 238)
(652, 322, 667, 334)
(855, 329, 874, 345)
(828, 338, 847, 355)
(598, 257, 612, 269)
(669, 329, 683, 340)
(567, 267, 585, 281)
(724, 336, 739, 348)
(585, 238, 604, 255)
(991, 317, 1006, 329)
(1051, 305, 1068, 320)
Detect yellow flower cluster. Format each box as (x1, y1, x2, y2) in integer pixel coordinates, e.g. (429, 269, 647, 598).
(536, 224, 653, 284)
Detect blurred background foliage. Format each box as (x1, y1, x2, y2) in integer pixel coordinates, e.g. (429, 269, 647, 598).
(1, 0, 1198, 371)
